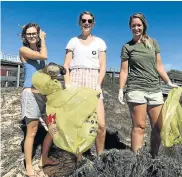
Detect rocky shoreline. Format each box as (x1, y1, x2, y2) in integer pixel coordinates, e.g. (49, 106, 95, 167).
(1, 87, 182, 177)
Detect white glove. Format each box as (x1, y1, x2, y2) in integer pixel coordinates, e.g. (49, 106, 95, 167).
(96, 84, 102, 92)
(118, 88, 125, 105)
(65, 83, 74, 89)
(167, 81, 179, 88)
(95, 84, 104, 99)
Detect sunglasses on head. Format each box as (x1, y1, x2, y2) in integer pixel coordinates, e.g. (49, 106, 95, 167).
(81, 19, 94, 24)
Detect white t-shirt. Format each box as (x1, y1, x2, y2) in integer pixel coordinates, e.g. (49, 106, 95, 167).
(65, 36, 107, 69)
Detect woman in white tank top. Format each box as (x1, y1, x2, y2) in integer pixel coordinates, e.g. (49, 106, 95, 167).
(64, 11, 107, 160)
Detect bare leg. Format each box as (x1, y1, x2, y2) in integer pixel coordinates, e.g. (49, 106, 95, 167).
(147, 104, 163, 158)
(128, 103, 147, 153)
(24, 120, 39, 176)
(77, 152, 82, 163)
(95, 98, 106, 156)
(40, 116, 59, 167)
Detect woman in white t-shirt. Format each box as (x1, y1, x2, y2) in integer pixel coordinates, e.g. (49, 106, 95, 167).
(64, 11, 107, 159)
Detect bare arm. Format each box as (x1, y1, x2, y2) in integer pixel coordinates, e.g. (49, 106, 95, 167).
(156, 53, 171, 83)
(97, 51, 106, 85)
(156, 53, 179, 87)
(19, 30, 47, 61)
(119, 59, 128, 89)
(118, 58, 128, 104)
(63, 49, 73, 85)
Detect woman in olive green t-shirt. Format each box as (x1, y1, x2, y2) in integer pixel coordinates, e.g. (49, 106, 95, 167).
(118, 13, 178, 158)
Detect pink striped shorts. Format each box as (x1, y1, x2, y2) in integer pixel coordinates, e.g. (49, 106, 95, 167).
(70, 68, 104, 99)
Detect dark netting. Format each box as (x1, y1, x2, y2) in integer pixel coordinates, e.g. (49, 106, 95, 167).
(70, 148, 182, 177)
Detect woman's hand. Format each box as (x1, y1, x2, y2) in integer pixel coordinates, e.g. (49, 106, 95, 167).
(118, 88, 125, 105)
(39, 29, 46, 40)
(96, 84, 102, 93)
(167, 81, 179, 88)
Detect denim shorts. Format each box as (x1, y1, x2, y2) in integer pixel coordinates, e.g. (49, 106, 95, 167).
(126, 90, 164, 105)
(21, 89, 46, 124)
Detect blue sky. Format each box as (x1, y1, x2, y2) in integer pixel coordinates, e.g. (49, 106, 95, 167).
(1, 1, 182, 71)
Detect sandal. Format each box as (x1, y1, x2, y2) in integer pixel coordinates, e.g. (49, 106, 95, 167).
(39, 157, 59, 169)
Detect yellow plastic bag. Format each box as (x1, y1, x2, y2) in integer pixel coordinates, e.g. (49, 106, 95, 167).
(32, 70, 99, 155)
(161, 87, 182, 147)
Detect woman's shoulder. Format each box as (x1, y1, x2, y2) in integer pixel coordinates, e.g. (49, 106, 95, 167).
(68, 36, 78, 42)
(122, 40, 134, 49)
(149, 37, 158, 44)
(95, 36, 105, 42)
(94, 37, 107, 46)
(66, 37, 78, 48)
(19, 46, 28, 61)
(149, 37, 157, 41)
(19, 46, 27, 52)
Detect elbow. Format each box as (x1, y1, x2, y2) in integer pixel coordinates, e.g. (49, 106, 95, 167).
(100, 64, 106, 72)
(156, 64, 163, 74)
(100, 67, 106, 73)
(40, 55, 47, 60)
(119, 71, 128, 81)
(64, 63, 70, 70)
(124, 72, 128, 79)
(120, 69, 128, 77)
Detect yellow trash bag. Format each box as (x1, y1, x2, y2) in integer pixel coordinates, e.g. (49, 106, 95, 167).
(161, 87, 182, 147)
(32, 70, 99, 155)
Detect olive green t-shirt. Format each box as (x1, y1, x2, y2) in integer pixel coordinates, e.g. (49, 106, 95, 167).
(121, 38, 161, 92)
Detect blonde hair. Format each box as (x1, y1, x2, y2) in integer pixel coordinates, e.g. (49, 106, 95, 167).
(78, 11, 95, 25)
(129, 13, 153, 50)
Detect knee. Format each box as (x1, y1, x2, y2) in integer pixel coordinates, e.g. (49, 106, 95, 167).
(26, 125, 38, 138)
(97, 124, 106, 135)
(133, 123, 146, 134)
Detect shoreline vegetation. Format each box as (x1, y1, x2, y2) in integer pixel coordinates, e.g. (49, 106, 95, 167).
(1, 84, 182, 177)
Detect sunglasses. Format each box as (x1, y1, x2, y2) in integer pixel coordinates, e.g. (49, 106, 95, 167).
(81, 19, 94, 24)
(26, 32, 38, 37)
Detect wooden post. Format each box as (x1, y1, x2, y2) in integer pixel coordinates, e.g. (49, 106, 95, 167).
(17, 64, 20, 88)
(112, 71, 115, 84)
(5, 70, 9, 87)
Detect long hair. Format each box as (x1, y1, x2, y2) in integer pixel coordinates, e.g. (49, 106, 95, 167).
(21, 23, 41, 51)
(129, 13, 153, 49)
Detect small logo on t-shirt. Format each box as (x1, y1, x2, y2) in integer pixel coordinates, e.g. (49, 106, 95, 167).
(92, 51, 97, 55)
